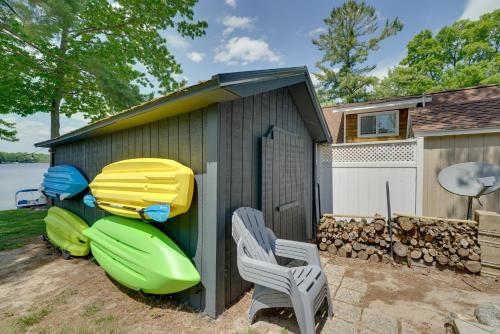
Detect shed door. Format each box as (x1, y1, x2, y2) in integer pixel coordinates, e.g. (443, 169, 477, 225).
(262, 127, 304, 241)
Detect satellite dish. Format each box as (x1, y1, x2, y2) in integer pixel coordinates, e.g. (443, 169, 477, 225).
(438, 162, 500, 219)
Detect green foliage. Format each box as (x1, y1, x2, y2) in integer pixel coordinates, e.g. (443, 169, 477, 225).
(0, 0, 207, 138)
(312, 0, 403, 103)
(0, 209, 46, 251)
(376, 10, 500, 98)
(0, 119, 17, 141)
(0, 151, 50, 163)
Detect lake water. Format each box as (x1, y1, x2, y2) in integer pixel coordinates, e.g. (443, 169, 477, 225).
(0, 163, 49, 210)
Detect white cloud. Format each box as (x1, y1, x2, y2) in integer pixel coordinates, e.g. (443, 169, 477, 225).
(310, 74, 321, 87)
(308, 27, 326, 36)
(186, 51, 205, 63)
(225, 0, 236, 8)
(460, 0, 500, 20)
(222, 15, 254, 35)
(214, 36, 281, 65)
(370, 54, 405, 79)
(0, 113, 88, 153)
(165, 33, 189, 50)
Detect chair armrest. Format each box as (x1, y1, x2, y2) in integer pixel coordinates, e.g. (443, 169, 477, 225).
(236, 241, 293, 295)
(274, 239, 321, 267)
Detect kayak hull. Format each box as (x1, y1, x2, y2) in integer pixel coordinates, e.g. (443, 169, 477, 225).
(89, 158, 194, 219)
(42, 165, 88, 200)
(44, 207, 90, 256)
(83, 216, 200, 294)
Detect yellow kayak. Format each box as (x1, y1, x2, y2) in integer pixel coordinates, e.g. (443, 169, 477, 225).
(44, 206, 90, 257)
(89, 158, 194, 219)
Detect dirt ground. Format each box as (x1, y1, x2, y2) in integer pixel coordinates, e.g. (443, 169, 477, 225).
(1, 240, 500, 334)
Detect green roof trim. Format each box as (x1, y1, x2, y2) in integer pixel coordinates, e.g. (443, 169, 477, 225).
(36, 67, 332, 147)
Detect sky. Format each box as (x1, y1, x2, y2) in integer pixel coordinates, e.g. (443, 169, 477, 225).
(2, 0, 499, 153)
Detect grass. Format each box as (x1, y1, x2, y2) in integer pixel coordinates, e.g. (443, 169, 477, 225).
(81, 300, 104, 317)
(16, 307, 51, 328)
(0, 209, 47, 251)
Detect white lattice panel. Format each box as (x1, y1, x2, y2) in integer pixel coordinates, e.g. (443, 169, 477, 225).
(320, 140, 417, 164)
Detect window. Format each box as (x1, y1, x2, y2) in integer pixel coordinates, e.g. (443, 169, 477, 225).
(358, 111, 398, 137)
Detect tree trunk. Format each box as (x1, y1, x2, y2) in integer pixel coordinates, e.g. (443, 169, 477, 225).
(50, 27, 69, 139)
(50, 98, 61, 138)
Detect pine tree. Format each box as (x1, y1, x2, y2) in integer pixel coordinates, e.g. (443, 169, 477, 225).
(313, 0, 403, 103)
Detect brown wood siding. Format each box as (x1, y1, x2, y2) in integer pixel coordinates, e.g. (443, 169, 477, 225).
(52, 108, 210, 311)
(423, 133, 500, 218)
(218, 87, 314, 307)
(345, 109, 408, 143)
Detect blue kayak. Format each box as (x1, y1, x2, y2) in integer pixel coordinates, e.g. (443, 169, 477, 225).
(41, 165, 88, 200)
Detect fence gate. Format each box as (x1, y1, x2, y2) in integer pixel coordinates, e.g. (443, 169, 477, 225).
(318, 139, 423, 217)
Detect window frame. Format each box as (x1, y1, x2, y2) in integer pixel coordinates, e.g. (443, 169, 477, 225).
(357, 110, 399, 138)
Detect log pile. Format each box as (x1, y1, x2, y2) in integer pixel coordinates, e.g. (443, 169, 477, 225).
(317, 214, 481, 274)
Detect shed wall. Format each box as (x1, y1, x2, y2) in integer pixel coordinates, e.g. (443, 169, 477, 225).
(52, 107, 211, 311)
(423, 133, 500, 218)
(218, 87, 315, 307)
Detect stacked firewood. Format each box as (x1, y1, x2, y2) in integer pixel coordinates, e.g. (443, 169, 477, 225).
(317, 214, 481, 274)
(317, 214, 393, 264)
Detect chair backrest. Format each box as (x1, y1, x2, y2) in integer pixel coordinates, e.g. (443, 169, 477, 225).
(232, 207, 277, 264)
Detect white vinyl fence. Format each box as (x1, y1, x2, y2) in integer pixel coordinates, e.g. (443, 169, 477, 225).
(317, 139, 423, 217)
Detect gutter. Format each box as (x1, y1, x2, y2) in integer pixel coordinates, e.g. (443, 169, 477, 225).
(336, 97, 432, 114)
(414, 126, 500, 138)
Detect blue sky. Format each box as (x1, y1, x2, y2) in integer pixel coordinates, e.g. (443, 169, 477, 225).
(2, 0, 499, 153)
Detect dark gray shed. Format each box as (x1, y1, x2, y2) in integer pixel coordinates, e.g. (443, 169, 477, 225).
(36, 67, 332, 318)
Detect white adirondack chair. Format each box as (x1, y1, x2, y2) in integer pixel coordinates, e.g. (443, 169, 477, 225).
(232, 207, 333, 334)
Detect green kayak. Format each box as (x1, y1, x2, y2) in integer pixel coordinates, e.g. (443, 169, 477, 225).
(83, 216, 200, 294)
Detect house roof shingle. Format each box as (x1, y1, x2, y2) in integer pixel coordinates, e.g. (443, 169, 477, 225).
(411, 97, 500, 134)
(322, 106, 344, 143)
(323, 85, 500, 110)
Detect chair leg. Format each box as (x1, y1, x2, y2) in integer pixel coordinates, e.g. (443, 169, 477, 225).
(248, 298, 265, 324)
(292, 294, 317, 334)
(248, 285, 291, 324)
(325, 284, 334, 319)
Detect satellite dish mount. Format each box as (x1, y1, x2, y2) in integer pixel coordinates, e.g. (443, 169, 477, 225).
(438, 162, 500, 220)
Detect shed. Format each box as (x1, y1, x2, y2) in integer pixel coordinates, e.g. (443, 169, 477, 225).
(36, 67, 332, 317)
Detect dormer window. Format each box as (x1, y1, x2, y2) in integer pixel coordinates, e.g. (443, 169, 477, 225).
(358, 111, 399, 137)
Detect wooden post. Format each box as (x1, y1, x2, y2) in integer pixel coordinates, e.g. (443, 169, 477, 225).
(202, 104, 225, 318)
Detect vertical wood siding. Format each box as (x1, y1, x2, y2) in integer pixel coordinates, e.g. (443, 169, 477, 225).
(423, 133, 500, 218)
(52, 108, 209, 310)
(218, 87, 314, 306)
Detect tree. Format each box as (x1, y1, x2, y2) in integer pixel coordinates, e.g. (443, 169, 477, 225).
(0, 0, 207, 139)
(0, 119, 17, 141)
(376, 10, 500, 98)
(312, 0, 403, 104)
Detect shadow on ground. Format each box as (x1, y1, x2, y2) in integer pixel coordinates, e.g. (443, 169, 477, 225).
(0, 239, 59, 283)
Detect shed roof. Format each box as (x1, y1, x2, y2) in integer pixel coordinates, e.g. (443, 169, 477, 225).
(36, 67, 332, 147)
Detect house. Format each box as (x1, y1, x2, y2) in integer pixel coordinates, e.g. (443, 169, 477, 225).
(319, 85, 500, 219)
(35, 67, 332, 318)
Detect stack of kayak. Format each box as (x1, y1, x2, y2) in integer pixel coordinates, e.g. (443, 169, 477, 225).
(41, 158, 200, 294)
(42, 165, 91, 258)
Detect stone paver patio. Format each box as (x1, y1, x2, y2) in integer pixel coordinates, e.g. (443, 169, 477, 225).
(315, 255, 500, 334)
